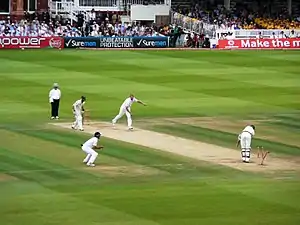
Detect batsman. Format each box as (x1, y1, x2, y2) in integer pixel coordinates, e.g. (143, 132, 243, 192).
(71, 96, 86, 131)
(236, 125, 256, 163)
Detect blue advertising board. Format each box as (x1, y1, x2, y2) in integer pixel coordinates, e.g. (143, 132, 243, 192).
(133, 37, 169, 48)
(99, 37, 134, 48)
(64, 37, 99, 48)
(64, 36, 169, 49)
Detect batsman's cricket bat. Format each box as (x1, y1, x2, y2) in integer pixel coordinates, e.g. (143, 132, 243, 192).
(236, 140, 240, 148)
(81, 110, 84, 125)
(83, 110, 90, 125)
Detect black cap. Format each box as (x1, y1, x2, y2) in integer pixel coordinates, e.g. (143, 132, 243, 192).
(250, 125, 256, 130)
(81, 96, 86, 101)
(94, 132, 102, 138)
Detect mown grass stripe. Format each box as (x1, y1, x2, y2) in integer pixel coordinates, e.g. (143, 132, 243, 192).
(0, 147, 97, 181)
(2, 127, 241, 176)
(269, 121, 300, 131)
(150, 124, 300, 156)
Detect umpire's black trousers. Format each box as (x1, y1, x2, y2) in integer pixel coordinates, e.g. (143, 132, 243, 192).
(51, 99, 60, 117)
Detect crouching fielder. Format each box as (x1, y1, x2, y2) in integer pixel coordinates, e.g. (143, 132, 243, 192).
(112, 94, 146, 130)
(81, 132, 103, 167)
(237, 125, 255, 163)
(72, 96, 86, 131)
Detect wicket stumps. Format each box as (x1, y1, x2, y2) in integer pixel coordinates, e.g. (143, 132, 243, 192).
(257, 146, 263, 158)
(257, 146, 270, 165)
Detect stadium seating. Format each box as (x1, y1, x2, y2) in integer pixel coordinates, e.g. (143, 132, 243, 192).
(172, 0, 299, 29)
(3, 0, 300, 38)
(254, 18, 300, 29)
(0, 8, 171, 37)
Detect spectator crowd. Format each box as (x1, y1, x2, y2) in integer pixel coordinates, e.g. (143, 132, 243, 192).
(0, 10, 172, 38)
(173, 0, 300, 30)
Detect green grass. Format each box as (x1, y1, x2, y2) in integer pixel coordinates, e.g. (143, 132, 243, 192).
(0, 50, 300, 225)
(149, 123, 300, 156)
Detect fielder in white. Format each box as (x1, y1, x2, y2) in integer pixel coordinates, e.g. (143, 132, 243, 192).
(81, 132, 103, 167)
(237, 125, 256, 163)
(112, 94, 146, 130)
(72, 96, 86, 131)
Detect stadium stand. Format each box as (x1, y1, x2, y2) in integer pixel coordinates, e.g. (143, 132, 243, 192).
(1, 0, 299, 40)
(171, 0, 300, 31)
(0, 8, 171, 37)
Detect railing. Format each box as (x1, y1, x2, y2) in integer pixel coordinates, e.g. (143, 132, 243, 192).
(119, 0, 169, 11)
(50, 0, 171, 14)
(49, 1, 88, 25)
(170, 11, 217, 36)
(78, 0, 167, 7)
(79, 0, 118, 7)
(50, 1, 73, 15)
(119, 0, 144, 11)
(216, 29, 300, 40)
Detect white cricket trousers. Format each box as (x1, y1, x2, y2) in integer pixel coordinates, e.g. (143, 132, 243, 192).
(82, 146, 98, 165)
(112, 107, 132, 128)
(73, 112, 83, 130)
(240, 132, 252, 162)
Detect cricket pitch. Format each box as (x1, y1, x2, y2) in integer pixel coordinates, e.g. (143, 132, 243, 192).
(51, 122, 299, 173)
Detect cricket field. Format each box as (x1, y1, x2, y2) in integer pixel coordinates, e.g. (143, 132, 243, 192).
(0, 49, 299, 225)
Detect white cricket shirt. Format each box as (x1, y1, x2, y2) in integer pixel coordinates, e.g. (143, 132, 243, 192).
(73, 99, 85, 112)
(49, 89, 61, 102)
(121, 97, 138, 109)
(242, 126, 255, 136)
(83, 137, 98, 148)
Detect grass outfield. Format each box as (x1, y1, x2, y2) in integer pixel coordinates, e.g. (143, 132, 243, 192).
(0, 50, 300, 225)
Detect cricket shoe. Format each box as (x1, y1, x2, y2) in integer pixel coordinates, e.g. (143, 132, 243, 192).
(87, 163, 96, 167)
(79, 129, 84, 131)
(128, 127, 133, 131)
(55, 116, 59, 119)
(71, 126, 76, 130)
(51, 116, 55, 119)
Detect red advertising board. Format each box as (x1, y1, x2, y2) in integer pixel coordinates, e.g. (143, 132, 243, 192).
(0, 36, 64, 49)
(218, 38, 300, 49)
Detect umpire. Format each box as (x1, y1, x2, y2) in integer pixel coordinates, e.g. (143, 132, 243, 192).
(49, 83, 61, 119)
